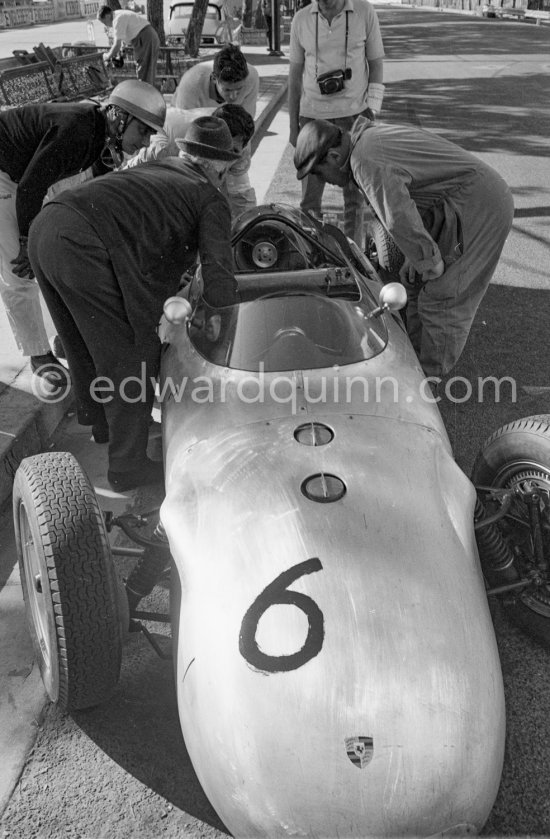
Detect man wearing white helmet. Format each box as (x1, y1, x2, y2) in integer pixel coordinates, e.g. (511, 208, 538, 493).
(29, 116, 239, 493)
(0, 80, 165, 388)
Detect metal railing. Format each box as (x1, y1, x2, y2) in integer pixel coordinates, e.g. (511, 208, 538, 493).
(1, 4, 55, 27)
(0, 0, 101, 28)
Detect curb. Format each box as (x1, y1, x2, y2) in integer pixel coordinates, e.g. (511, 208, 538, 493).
(0, 375, 72, 511)
(0, 664, 48, 819)
(252, 78, 288, 154)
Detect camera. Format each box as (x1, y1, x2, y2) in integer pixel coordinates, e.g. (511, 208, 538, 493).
(317, 68, 352, 96)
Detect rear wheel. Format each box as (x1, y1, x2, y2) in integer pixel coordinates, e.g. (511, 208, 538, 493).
(13, 452, 122, 710)
(472, 415, 550, 646)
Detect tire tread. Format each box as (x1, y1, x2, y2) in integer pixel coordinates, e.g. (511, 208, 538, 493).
(14, 452, 121, 711)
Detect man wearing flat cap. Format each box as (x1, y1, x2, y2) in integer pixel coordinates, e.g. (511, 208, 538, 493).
(29, 116, 239, 493)
(294, 117, 514, 378)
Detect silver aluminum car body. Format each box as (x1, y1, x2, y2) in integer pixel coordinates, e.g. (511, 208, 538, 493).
(159, 206, 505, 837)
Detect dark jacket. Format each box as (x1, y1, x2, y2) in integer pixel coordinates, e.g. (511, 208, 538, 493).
(44, 157, 237, 328)
(0, 101, 107, 235)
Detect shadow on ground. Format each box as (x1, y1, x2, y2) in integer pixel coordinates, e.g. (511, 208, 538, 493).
(436, 282, 550, 474)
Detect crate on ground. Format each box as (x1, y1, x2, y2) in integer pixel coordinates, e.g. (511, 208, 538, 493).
(12, 49, 39, 66)
(110, 47, 203, 91)
(0, 62, 60, 108)
(33, 43, 59, 67)
(56, 52, 112, 99)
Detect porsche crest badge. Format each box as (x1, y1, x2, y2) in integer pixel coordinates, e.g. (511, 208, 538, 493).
(345, 736, 373, 769)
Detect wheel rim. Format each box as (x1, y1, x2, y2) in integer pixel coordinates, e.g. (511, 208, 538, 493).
(19, 502, 59, 701)
(493, 459, 550, 617)
(366, 237, 377, 262)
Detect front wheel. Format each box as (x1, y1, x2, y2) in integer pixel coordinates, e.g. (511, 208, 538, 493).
(366, 220, 404, 279)
(472, 415, 550, 646)
(13, 451, 123, 711)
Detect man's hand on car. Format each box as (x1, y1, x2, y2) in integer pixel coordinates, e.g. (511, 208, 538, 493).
(399, 257, 445, 287)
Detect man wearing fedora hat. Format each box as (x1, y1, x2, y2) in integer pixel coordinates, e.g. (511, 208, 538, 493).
(28, 116, 240, 493)
(124, 103, 256, 221)
(174, 45, 259, 219)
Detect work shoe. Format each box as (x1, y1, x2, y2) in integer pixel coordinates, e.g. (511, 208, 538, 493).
(91, 416, 109, 444)
(107, 458, 164, 493)
(30, 352, 69, 391)
(51, 335, 66, 360)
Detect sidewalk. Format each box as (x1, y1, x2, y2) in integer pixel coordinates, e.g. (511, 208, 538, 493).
(0, 46, 289, 512)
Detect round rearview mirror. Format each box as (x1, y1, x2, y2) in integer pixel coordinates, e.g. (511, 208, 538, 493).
(379, 282, 407, 312)
(163, 296, 192, 324)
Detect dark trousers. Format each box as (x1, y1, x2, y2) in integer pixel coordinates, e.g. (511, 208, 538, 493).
(29, 204, 161, 474)
(265, 13, 273, 48)
(132, 24, 160, 85)
(405, 168, 514, 377)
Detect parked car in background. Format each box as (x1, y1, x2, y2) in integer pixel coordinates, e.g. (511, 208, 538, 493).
(481, 1, 528, 18)
(166, 0, 240, 47)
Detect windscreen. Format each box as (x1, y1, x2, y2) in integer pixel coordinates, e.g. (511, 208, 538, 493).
(188, 292, 387, 372)
(187, 208, 388, 372)
(171, 4, 220, 18)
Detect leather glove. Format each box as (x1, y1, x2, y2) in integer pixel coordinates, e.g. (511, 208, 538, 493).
(11, 237, 35, 279)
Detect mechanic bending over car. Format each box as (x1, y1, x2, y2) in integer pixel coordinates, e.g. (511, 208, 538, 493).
(174, 44, 259, 217)
(124, 103, 256, 220)
(28, 116, 240, 493)
(0, 79, 165, 390)
(294, 117, 514, 378)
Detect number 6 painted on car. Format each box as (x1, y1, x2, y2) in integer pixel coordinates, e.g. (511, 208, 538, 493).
(239, 558, 324, 673)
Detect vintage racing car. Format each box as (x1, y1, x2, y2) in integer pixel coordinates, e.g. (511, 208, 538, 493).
(13, 205, 550, 837)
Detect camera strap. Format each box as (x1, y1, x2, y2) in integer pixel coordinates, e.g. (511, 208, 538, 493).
(315, 8, 349, 80)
